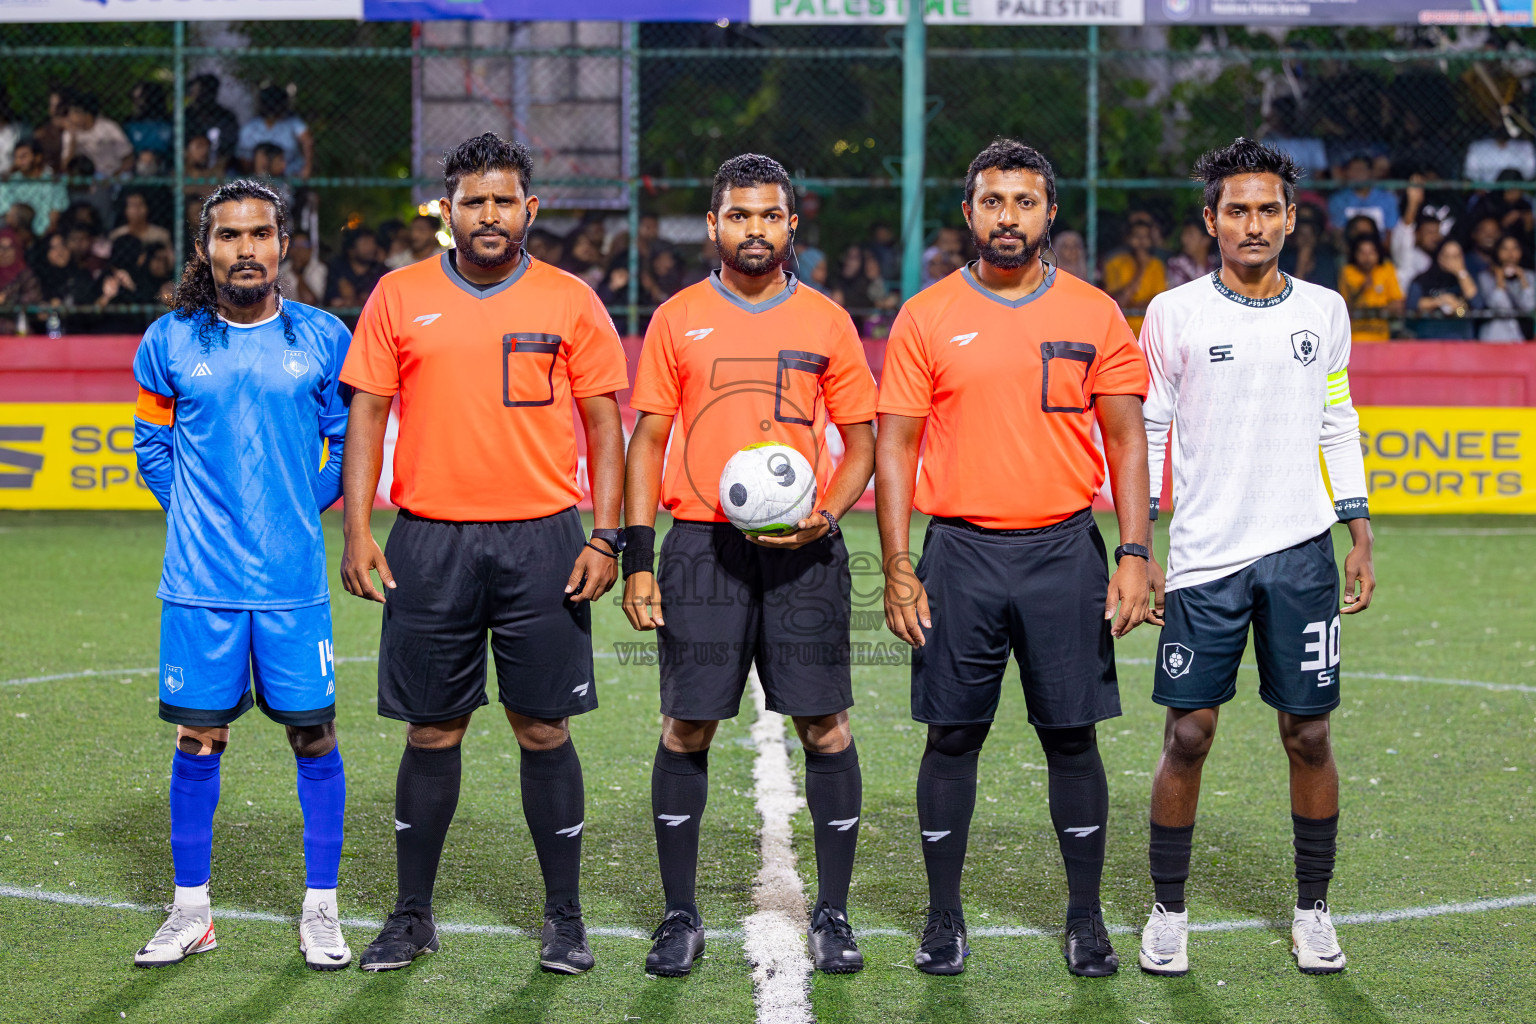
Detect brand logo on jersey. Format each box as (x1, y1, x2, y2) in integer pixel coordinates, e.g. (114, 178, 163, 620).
(657, 814, 691, 827)
(1162, 643, 1195, 679)
(1064, 826, 1100, 838)
(556, 821, 585, 838)
(683, 328, 715, 340)
(412, 313, 443, 326)
(572, 681, 590, 697)
(164, 665, 184, 693)
(1291, 330, 1320, 366)
(1209, 344, 1234, 362)
(948, 332, 979, 346)
(192, 363, 212, 378)
(282, 350, 310, 379)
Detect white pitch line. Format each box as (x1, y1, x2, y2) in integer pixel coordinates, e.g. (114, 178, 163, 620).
(1115, 658, 1536, 695)
(741, 668, 814, 1024)
(7, 657, 1533, 694)
(2, 652, 626, 688)
(4, 883, 1532, 944)
(0, 885, 742, 941)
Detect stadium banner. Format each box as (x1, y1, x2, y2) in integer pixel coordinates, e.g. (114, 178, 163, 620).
(1358, 406, 1536, 514)
(0, 0, 362, 22)
(0, 403, 160, 510)
(748, 0, 1146, 24)
(1147, 0, 1532, 25)
(363, 0, 746, 19)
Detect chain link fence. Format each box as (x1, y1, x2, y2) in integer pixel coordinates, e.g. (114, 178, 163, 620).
(1, 19, 1533, 339)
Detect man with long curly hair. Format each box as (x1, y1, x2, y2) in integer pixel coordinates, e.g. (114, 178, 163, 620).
(130, 180, 355, 971)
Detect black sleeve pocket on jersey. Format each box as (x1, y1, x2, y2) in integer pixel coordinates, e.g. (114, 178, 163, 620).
(774, 350, 830, 426)
(1039, 341, 1096, 414)
(502, 333, 562, 408)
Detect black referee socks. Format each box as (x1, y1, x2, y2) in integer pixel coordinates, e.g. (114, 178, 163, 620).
(1038, 728, 1109, 918)
(916, 743, 981, 913)
(393, 743, 462, 914)
(804, 740, 862, 911)
(1293, 812, 1339, 909)
(652, 741, 709, 921)
(520, 739, 586, 914)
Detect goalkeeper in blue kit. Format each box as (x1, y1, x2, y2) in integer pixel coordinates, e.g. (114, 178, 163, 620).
(131, 181, 354, 970)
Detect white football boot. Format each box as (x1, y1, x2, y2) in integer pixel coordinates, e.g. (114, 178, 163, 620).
(1138, 902, 1190, 976)
(1292, 900, 1347, 974)
(134, 903, 217, 967)
(299, 900, 353, 971)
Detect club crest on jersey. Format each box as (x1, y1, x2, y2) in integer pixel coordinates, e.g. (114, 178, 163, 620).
(282, 349, 310, 379)
(1161, 643, 1195, 679)
(1290, 330, 1319, 366)
(164, 665, 185, 694)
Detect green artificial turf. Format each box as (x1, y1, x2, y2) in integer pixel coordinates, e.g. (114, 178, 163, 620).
(1, 511, 1532, 1024)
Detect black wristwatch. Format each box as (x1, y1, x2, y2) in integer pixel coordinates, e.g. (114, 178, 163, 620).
(1114, 543, 1151, 564)
(590, 528, 625, 556)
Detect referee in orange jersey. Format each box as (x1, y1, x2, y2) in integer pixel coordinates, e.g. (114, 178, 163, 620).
(338, 134, 629, 975)
(876, 139, 1153, 978)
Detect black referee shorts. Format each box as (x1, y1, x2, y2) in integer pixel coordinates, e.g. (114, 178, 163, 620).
(376, 507, 597, 724)
(910, 509, 1120, 729)
(656, 520, 854, 721)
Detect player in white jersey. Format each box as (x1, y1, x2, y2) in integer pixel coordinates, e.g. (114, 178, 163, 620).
(1133, 139, 1376, 979)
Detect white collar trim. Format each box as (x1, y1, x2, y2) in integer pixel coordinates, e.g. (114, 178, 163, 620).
(218, 298, 283, 329)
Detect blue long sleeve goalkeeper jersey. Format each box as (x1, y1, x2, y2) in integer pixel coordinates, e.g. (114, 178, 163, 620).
(132, 300, 352, 610)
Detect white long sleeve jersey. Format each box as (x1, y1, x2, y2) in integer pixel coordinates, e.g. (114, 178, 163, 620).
(1142, 272, 1369, 592)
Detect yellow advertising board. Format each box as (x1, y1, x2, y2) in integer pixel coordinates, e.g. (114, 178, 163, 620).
(1359, 406, 1535, 514)
(0, 403, 161, 510)
(1, 402, 1532, 513)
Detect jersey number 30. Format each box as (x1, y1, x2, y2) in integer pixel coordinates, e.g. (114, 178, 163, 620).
(1300, 616, 1341, 684)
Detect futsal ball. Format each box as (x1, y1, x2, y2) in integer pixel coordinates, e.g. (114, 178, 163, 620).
(719, 442, 817, 535)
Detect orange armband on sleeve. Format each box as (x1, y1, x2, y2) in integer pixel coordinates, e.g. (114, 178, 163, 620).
(135, 387, 175, 426)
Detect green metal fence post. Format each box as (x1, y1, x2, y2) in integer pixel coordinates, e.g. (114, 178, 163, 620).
(1085, 25, 1099, 276)
(900, 0, 926, 301)
(625, 21, 640, 338)
(173, 20, 186, 274)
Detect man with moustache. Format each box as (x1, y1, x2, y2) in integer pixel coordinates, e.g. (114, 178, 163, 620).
(623, 153, 877, 976)
(339, 134, 629, 974)
(876, 139, 1152, 977)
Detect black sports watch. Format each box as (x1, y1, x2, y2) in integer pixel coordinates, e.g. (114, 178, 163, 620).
(590, 528, 625, 556)
(1114, 543, 1150, 564)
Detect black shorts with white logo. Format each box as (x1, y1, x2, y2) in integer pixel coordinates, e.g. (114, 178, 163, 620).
(376, 507, 597, 724)
(910, 509, 1120, 729)
(656, 520, 853, 721)
(1153, 530, 1342, 717)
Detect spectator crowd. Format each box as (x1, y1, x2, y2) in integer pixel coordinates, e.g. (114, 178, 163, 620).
(3, 67, 1534, 342)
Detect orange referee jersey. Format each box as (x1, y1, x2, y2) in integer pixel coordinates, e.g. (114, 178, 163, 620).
(631, 272, 878, 523)
(342, 252, 630, 521)
(878, 264, 1148, 530)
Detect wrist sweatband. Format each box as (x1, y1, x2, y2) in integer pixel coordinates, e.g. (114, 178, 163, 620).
(622, 525, 656, 578)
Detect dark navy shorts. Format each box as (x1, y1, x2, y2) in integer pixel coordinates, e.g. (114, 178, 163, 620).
(656, 519, 853, 721)
(376, 507, 597, 724)
(910, 509, 1120, 729)
(1154, 530, 1342, 717)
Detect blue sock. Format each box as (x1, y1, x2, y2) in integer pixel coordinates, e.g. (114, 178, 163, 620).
(296, 747, 346, 890)
(169, 748, 221, 887)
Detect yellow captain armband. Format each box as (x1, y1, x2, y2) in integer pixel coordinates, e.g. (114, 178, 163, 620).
(1325, 369, 1350, 408)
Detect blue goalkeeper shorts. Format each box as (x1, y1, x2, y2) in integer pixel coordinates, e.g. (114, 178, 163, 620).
(158, 602, 337, 728)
